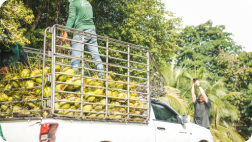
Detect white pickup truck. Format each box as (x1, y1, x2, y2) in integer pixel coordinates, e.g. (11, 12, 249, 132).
(0, 99, 214, 142)
(0, 25, 214, 142)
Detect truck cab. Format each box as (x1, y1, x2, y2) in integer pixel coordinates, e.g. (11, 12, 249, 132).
(151, 99, 214, 142)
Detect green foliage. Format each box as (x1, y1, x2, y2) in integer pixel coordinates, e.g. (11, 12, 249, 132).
(217, 51, 252, 91)
(22, 0, 70, 49)
(175, 20, 242, 73)
(92, 0, 183, 67)
(0, 0, 34, 46)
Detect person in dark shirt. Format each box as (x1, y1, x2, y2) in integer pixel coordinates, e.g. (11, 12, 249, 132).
(191, 79, 211, 129)
(0, 34, 29, 73)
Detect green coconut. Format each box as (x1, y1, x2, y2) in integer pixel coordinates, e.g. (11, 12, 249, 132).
(62, 67, 71, 72)
(12, 95, 21, 101)
(69, 106, 76, 110)
(26, 102, 36, 108)
(35, 89, 42, 96)
(73, 79, 81, 89)
(59, 100, 69, 106)
(12, 76, 20, 88)
(61, 103, 70, 109)
(4, 84, 11, 90)
(36, 78, 43, 84)
(44, 67, 51, 74)
(97, 113, 105, 118)
(55, 103, 60, 109)
(86, 96, 95, 102)
(57, 75, 67, 82)
(0, 83, 4, 89)
(94, 105, 103, 111)
(87, 113, 96, 117)
(25, 80, 35, 87)
(30, 69, 41, 80)
(13, 106, 22, 112)
(0, 93, 8, 102)
(83, 105, 92, 111)
(55, 84, 66, 91)
(74, 97, 81, 108)
(55, 65, 61, 72)
(64, 69, 75, 78)
(100, 99, 106, 104)
(19, 69, 30, 77)
(65, 79, 74, 91)
(8, 97, 13, 102)
(1, 105, 8, 111)
(43, 87, 51, 98)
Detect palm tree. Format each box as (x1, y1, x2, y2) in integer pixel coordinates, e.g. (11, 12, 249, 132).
(159, 61, 245, 142)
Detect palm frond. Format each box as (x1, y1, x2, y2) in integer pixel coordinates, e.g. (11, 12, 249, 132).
(197, 67, 205, 80)
(217, 125, 245, 142)
(181, 85, 192, 98)
(160, 86, 188, 114)
(220, 92, 242, 100)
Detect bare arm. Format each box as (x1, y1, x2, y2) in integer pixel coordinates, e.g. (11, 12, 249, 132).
(191, 83, 196, 103)
(195, 80, 208, 103)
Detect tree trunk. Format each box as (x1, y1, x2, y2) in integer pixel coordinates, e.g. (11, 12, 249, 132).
(32, 8, 43, 30)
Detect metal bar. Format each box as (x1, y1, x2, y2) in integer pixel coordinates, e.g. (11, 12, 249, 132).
(54, 25, 148, 50)
(129, 60, 147, 66)
(150, 55, 164, 79)
(55, 72, 81, 77)
(54, 53, 106, 65)
(0, 110, 43, 114)
(108, 56, 128, 62)
(127, 44, 130, 120)
(0, 86, 43, 92)
(128, 75, 148, 80)
(0, 99, 47, 104)
(130, 53, 148, 59)
(107, 40, 132, 48)
(80, 31, 85, 117)
(54, 53, 149, 73)
(1, 75, 44, 82)
(56, 36, 83, 44)
(51, 27, 56, 113)
(23, 50, 50, 56)
(56, 44, 106, 52)
(147, 50, 150, 121)
(42, 27, 50, 109)
(108, 48, 128, 55)
(105, 38, 109, 118)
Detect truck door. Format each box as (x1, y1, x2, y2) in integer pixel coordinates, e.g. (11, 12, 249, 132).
(152, 103, 189, 142)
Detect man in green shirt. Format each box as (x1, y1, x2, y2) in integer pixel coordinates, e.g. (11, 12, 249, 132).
(0, 34, 29, 73)
(63, 0, 104, 78)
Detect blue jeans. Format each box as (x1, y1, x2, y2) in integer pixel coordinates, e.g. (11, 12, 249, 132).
(71, 29, 104, 77)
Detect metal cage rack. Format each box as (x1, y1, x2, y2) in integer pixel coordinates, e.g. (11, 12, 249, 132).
(0, 25, 165, 122)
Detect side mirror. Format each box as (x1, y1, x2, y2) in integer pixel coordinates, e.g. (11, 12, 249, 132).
(177, 116, 184, 125)
(181, 115, 190, 123)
